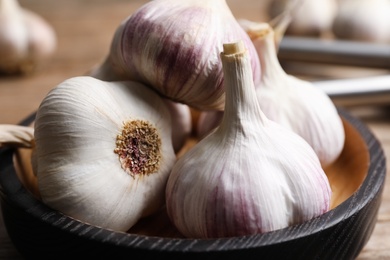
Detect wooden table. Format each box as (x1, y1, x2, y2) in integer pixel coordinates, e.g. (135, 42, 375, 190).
(0, 0, 389, 258)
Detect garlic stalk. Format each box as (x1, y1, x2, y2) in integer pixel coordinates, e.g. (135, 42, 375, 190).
(0, 0, 56, 74)
(238, 1, 293, 50)
(89, 0, 261, 111)
(33, 76, 176, 232)
(267, 0, 337, 37)
(197, 17, 290, 139)
(166, 41, 332, 239)
(332, 0, 390, 43)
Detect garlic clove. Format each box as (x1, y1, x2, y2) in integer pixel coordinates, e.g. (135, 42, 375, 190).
(166, 41, 332, 239)
(89, 0, 261, 111)
(332, 0, 390, 43)
(33, 76, 176, 232)
(0, 0, 56, 74)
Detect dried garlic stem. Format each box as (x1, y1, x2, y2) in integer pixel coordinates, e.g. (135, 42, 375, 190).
(114, 119, 162, 178)
(0, 124, 34, 148)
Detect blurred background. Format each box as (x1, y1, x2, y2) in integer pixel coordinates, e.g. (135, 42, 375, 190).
(2, 0, 390, 124)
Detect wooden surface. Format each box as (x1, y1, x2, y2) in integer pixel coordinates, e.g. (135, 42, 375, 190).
(0, 0, 389, 258)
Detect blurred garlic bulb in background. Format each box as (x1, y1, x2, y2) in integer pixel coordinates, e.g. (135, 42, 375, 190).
(89, 0, 261, 111)
(33, 76, 176, 232)
(332, 0, 390, 43)
(0, 0, 56, 74)
(268, 0, 338, 37)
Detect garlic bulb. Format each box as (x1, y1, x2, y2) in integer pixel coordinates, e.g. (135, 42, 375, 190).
(268, 0, 337, 36)
(166, 41, 332, 239)
(332, 0, 390, 43)
(0, 0, 56, 74)
(89, 0, 261, 111)
(33, 76, 176, 232)
(255, 24, 345, 167)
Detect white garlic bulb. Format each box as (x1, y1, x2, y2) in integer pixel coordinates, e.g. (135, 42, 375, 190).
(252, 24, 345, 167)
(332, 0, 390, 43)
(268, 0, 338, 36)
(89, 0, 261, 111)
(33, 76, 176, 232)
(166, 41, 332, 239)
(0, 0, 56, 74)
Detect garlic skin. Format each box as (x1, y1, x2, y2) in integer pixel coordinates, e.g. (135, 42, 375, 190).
(196, 110, 223, 139)
(332, 0, 390, 43)
(166, 41, 331, 239)
(164, 99, 192, 153)
(89, 0, 261, 111)
(33, 76, 176, 232)
(268, 0, 337, 36)
(252, 25, 345, 167)
(0, 0, 56, 74)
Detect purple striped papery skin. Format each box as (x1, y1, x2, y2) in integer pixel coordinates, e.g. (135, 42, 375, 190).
(205, 180, 263, 238)
(119, 0, 261, 111)
(165, 125, 332, 239)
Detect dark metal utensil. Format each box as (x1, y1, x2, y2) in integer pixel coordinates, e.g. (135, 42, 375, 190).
(313, 75, 390, 107)
(277, 36, 390, 106)
(279, 36, 390, 69)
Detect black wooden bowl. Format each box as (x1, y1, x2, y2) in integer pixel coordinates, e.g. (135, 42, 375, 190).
(0, 108, 386, 260)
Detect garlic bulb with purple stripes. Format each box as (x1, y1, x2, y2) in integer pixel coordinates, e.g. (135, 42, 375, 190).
(89, 0, 261, 111)
(166, 41, 332, 239)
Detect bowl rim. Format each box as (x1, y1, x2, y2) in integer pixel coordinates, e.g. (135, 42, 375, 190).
(0, 108, 386, 253)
